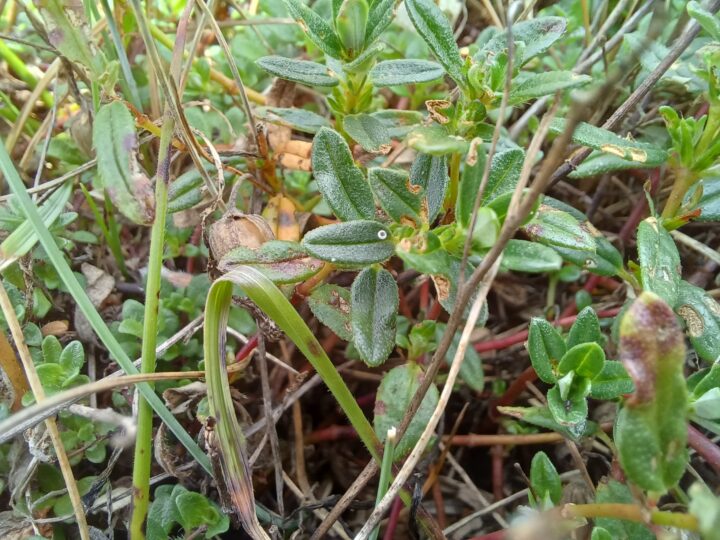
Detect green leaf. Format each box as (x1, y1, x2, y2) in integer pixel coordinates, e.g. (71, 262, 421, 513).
(552, 235, 623, 277)
(364, 0, 394, 45)
(407, 124, 469, 156)
(675, 280, 720, 363)
(547, 383, 588, 429)
(558, 342, 605, 379)
(483, 147, 524, 204)
(370, 59, 445, 87)
(403, 0, 465, 85)
(530, 451, 562, 507)
(256, 56, 339, 87)
(371, 110, 425, 139)
(591, 527, 613, 540)
(37, 0, 105, 77)
(344, 113, 391, 152)
(499, 404, 596, 440)
(302, 220, 394, 265)
(308, 284, 353, 341)
(527, 318, 566, 384)
(42, 334, 62, 364)
(566, 307, 602, 349)
(689, 482, 720, 540)
(283, 0, 343, 57)
(692, 387, 720, 420)
(351, 267, 399, 366)
(637, 218, 681, 307)
(93, 101, 155, 225)
(615, 292, 688, 493)
(595, 480, 654, 540)
(374, 362, 439, 458)
(523, 206, 595, 252)
(148, 485, 182, 535)
(477, 16, 566, 65)
(335, 0, 369, 57)
(58, 341, 85, 378)
(694, 177, 720, 222)
(549, 118, 667, 167)
(499, 239, 561, 273)
(311, 127, 375, 221)
(218, 241, 324, 284)
(368, 167, 423, 224)
(589, 361, 634, 400)
(175, 491, 230, 537)
(255, 106, 330, 134)
(410, 153, 448, 222)
(509, 72, 591, 105)
(456, 147, 524, 228)
(570, 151, 657, 178)
(688, 1, 720, 41)
(0, 182, 72, 271)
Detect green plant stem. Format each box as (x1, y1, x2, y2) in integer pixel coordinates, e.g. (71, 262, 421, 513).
(660, 168, 696, 220)
(445, 152, 461, 211)
(563, 503, 698, 531)
(369, 428, 396, 540)
(0, 39, 53, 108)
(129, 119, 174, 539)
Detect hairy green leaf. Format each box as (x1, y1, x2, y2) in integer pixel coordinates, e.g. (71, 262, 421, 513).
(675, 280, 720, 363)
(637, 218, 681, 307)
(351, 266, 398, 366)
(311, 127, 376, 221)
(307, 284, 353, 341)
(256, 56, 339, 87)
(344, 113, 391, 152)
(302, 220, 394, 265)
(509, 72, 591, 105)
(370, 59, 445, 87)
(403, 0, 465, 86)
(527, 318, 566, 384)
(374, 362, 439, 458)
(283, 0, 343, 57)
(500, 239, 563, 273)
(368, 167, 423, 224)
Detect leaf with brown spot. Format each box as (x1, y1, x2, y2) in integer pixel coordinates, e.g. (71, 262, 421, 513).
(675, 280, 720, 363)
(92, 102, 155, 225)
(615, 292, 688, 494)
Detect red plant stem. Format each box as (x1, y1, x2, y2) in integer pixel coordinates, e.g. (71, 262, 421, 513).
(427, 300, 443, 321)
(688, 425, 720, 474)
(382, 496, 403, 540)
(432, 481, 446, 529)
(491, 445, 504, 501)
(235, 334, 259, 363)
(475, 307, 621, 354)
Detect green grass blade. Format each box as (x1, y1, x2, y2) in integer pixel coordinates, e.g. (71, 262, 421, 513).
(0, 181, 71, 270)
(0, 141, 211, 474)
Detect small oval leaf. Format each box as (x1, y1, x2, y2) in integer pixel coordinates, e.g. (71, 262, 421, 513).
(302, 220, 394, 265)
(257, 56, 339, 87)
